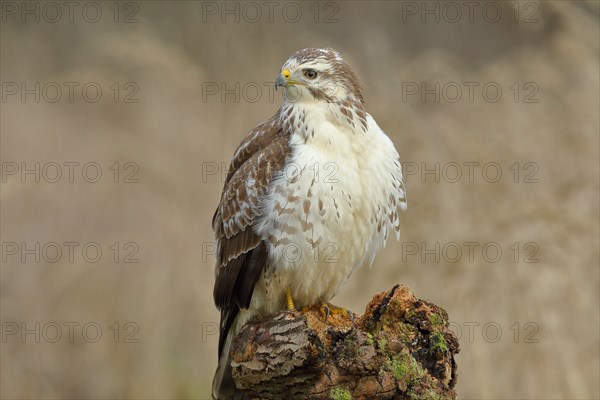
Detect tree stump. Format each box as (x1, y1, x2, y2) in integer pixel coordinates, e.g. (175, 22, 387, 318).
(230, 284, 460, 399)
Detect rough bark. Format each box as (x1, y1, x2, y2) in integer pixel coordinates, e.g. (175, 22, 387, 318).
(230, 284, 460, 400)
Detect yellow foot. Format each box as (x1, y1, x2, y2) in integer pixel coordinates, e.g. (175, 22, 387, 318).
(286, 288, 296, 311)
(319, 303, 353, 322)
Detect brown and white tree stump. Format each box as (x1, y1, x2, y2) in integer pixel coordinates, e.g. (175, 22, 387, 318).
(230, 284, 460, 399)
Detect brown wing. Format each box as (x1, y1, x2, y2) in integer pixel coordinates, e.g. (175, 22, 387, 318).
(212, 110, 290, 357)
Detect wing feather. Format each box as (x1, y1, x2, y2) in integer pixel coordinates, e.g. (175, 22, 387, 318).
(212, 110, 290, 357)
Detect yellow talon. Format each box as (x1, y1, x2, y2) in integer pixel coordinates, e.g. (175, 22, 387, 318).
(319, 303, 353, 322)
(286, 288, 296, 311)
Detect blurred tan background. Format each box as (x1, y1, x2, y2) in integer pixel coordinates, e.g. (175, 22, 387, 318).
(1, 1, 598, 399)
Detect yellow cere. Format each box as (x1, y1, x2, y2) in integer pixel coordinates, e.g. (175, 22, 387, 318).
(282, 69, 291, 79)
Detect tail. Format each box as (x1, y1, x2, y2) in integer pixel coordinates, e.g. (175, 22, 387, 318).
(212, 241, 268, 399)
(211, 328, 237, 399)
(212, 314, 248, 400)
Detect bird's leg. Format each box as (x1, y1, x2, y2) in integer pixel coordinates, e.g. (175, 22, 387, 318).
(286, 288, 296, 311)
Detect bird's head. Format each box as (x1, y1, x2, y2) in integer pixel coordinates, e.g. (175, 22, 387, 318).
(275, 48, 364, 106)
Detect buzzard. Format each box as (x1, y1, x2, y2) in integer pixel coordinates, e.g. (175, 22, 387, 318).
(211, 48, 407, 399)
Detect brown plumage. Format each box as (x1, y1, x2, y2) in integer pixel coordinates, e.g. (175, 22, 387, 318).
(212, 113, 291, 357)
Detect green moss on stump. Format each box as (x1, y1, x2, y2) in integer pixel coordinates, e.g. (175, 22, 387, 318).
(329, 387, 352, 400)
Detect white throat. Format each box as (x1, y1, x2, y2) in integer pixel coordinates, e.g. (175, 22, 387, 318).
(280, 96, 368, 144)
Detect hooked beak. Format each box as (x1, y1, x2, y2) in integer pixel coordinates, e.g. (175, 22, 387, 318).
(275, 74, 287, 90)
(275, 69, 303, 90)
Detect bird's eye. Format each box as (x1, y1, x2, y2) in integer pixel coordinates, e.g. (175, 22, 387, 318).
(304, 69, 318, 80)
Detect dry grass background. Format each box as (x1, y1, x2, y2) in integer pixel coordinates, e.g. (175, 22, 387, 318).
(1, 1, 599, 399)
